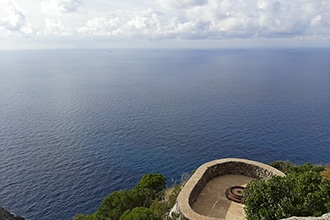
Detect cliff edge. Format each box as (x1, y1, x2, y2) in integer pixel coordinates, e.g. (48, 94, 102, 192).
(0, 207, 24, 220)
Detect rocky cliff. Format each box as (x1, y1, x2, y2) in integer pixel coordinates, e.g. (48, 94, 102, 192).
(0, 207, 24, 220)
(283, 213, 330, 220)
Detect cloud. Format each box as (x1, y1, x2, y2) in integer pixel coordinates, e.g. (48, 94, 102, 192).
(78, 16, 120, 36)
(43, 17, 76, 37)
(41, 0, 84, 15)
(2, 0, 329, 48)
(74, 0, 330, 42)
(156, 0, 208, 9)
(170, 0, 330, 39)
(0, 0, 26, 31)
(78, 9, 167, 38)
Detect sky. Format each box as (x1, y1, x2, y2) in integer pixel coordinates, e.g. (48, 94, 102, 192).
(0, 0, 329, 49)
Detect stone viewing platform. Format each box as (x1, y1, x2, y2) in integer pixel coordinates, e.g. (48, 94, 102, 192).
(175, 158, 285, 220)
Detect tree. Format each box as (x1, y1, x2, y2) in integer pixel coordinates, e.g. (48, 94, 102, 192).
(73, 173, 167, 220)
(244, 163, 330, 220)
(95, 190, 141, 220)
(119, 207, 159, 220)
(270, 160, 296, 174)
(132, 173, 167, 208)
(134, 173, 166, 198)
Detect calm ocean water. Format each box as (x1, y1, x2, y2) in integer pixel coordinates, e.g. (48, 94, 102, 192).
(0, 48, 329, 219)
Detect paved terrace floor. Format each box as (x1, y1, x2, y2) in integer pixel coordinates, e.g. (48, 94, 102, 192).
(191, 175, 253, 220)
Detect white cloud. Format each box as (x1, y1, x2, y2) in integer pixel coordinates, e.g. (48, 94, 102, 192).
(156, 0, 208, 9)
(39, 0, 330, 38)
(74, 0, 330, 42)
(41, 0, 84, 15)
(44, 17, 74, 36)
(78, 16, 120, 36)
(1, 0, 330, 49)
(78, 9, 166, 38)
(0, 0, 26, 31)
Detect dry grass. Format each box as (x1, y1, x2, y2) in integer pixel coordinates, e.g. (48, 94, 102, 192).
(164, 187, 175, 200)
(321, 164, 330, 180)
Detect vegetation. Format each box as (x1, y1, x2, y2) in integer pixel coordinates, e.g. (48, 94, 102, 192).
(75, 161, 330, 220)
(269, 160, 296, 174)
(119, 207, 158, 220)
(74, 173, 184, 220)
(321, 164, 330, 180)
(244, 162, 330, 220)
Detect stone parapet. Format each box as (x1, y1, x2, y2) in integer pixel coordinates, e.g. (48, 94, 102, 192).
(176, 158, 285, 220)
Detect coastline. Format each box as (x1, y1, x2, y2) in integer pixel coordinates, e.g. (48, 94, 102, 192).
(0, 207, 24, 220)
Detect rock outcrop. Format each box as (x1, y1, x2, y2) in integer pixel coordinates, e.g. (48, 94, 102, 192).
(283, 213, 330, 220)
(0, 207, 24, 220)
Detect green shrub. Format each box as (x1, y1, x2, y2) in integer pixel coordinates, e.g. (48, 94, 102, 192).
(289, 162, 324, 174)
(166, 185, 182, 208)
(95, 190, 140, 220)
(244, 163, 330, 220)
(119, 207, 159, 220)
(73, 213, 97, 220)
(270, 160, 296, 173)
(149, 200, 168, 219)
(73, 173, 167, 220)
(134, 174, 166, 197)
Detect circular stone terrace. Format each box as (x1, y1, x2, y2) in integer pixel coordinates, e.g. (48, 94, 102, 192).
(176, 158, 285, 220)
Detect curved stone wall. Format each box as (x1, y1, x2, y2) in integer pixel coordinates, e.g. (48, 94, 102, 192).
(176, 158, 285, 220)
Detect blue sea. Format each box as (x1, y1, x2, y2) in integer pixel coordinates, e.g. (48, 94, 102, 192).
(0, 48, 329, 220)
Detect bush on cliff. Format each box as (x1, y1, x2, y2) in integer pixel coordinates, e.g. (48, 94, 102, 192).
(94, 190, 141, 220)
(244, 163, 330, 220)
(74, 173, 166, 220)
(321, 164, 330, 180)
(132, 173, 167, 207)
(119, 207, 158, 220)
(269, 160, 296, 174)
